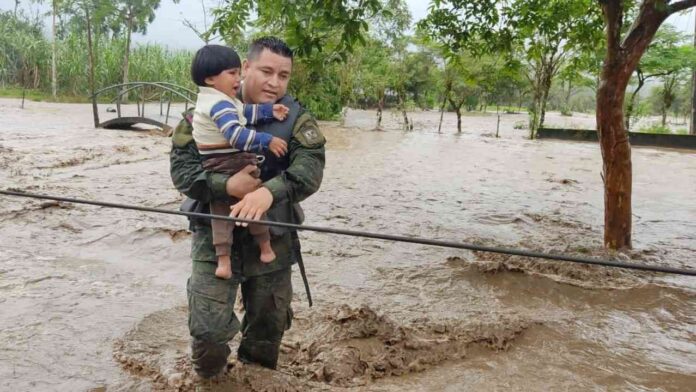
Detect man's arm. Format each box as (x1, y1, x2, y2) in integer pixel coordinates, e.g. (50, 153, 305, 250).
(170, 114, 231, 203)
(170, 113, 261, 202)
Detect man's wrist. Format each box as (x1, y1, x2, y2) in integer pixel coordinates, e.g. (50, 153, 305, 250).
(262, 179, 285, 203)
(211, 173, 232, 199)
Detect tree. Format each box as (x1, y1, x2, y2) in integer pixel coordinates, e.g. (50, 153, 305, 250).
(62, 0, 109, 123)
(625, 25, 696, 130)
(419, 0, 604, 139)
(691, 8, 696, 134)
(110, 0, 169, 99)
(210, 0, 408, 120)
(447, 62, 479, 133)
(597, 0, 696, 249)
(211, 0, 393, 59)
(51, 0, 58, 98)
(355, 39, 393, 129)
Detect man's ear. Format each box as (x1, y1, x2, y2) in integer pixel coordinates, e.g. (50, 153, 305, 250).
(242, 59, 249, 76)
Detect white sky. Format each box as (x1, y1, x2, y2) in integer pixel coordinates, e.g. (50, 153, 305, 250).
(0, 0, 693, 50)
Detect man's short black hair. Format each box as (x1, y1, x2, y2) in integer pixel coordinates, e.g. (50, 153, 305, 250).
(190, 44, 241, 87)
(247, 36, 293, 62)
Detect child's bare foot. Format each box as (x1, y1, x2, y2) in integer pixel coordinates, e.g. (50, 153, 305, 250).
(216, 255, 233, 279)
(258, 240, 276, 263)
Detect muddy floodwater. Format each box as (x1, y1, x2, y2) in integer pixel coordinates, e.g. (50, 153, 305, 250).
(0, 98, 694, 391)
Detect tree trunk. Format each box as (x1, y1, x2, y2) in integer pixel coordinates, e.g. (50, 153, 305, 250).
(85, 5, 99, 128)
(691, 8, 696, 135)
(437, 102, 446, 134)
(455, 106, 462, 133)
(596, 0, 677, 250)
(565, 79, 572, 109)
(398, 93, 410, 131)
(51, 0, 57, 99)
(597, 68, 633, 249)
(376, 94, 384, 129)
(538, 66, 553, 132)
(121, 12, 133, 102)
(625, 72, 646, 131)
(448, 97, 461, 133)
(529, 88, 542, 139)
(437, 82, 451, 134)
(661, 76, 677, 127)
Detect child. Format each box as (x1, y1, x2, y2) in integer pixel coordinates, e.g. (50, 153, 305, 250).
(190, 44, 288, 279)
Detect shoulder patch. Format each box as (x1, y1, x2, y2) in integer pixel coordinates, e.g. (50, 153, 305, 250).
(171, 110, 195, 148)
(293, 112, 326, 148)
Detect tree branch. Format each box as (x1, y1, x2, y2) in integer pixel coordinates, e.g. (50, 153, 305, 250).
(621, 0, 667, 66)
(668, 0, 696, 14)
(644, 71, 673, 78)
(600, 0, 623, 63)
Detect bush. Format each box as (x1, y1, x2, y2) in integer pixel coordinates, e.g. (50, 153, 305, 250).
(513, 121, 527, 130)
(637, 124, 673, 134)
(560, 107, 573, 117)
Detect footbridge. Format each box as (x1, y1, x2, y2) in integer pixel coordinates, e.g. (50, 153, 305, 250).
(90, 82, 196, 133)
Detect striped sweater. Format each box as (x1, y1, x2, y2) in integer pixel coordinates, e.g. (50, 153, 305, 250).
(192, 86, 275, 157)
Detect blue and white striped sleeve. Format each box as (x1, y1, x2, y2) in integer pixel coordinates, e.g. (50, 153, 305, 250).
(243, 103, 275, 125)
(210, 100, 273, 152)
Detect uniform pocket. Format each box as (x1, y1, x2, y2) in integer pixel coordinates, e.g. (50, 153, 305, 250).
(187, 272, 240, 343)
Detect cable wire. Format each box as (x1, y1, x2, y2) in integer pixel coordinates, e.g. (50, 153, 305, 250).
(1, 189, 694, 277)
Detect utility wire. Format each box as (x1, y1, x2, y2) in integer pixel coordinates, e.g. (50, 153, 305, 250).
(1, 189, 694, 277)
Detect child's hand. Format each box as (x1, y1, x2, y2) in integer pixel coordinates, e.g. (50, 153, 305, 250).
(269, 137, 288, 157)
(273, 104, 289, 121)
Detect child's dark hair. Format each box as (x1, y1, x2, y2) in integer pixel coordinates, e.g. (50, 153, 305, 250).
(190, 45, 241, 86)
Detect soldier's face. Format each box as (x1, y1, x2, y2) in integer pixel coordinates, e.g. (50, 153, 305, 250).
(242, 49, 292, 104)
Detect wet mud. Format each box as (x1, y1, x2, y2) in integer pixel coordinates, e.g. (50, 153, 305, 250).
(113, 304, 533, 391)
(1, 99, 694, 391)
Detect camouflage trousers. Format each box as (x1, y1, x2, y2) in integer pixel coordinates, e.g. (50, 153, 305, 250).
(187, 261, 293, 378)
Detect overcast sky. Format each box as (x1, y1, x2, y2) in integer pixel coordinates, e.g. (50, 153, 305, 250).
(1, 0, 693, 50)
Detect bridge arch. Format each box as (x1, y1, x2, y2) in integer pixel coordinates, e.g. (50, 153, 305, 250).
(90, 82, 196, 133)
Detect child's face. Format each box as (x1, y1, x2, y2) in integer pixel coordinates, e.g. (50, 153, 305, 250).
(204, 68, 242, 98)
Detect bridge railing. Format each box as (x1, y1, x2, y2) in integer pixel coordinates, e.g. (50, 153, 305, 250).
(90, 82, 196, 131)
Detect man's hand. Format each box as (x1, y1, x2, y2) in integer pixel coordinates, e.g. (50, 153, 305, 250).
(273, 104, 289, 121)
(269, 137, 288, 157)
(230, 187, 273, 227)
(225, 165, 261, 199)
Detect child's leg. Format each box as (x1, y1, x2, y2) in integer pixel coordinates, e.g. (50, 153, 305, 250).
(248, 221, 275, 263)
(210, 201, 234, 279)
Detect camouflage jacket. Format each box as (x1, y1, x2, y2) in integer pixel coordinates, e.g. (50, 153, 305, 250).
(170, 102, 326, 277)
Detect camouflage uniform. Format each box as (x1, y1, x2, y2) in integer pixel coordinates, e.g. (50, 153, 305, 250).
(170, 96, 325, 377)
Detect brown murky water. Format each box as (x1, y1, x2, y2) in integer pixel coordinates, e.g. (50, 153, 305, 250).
(1, 99, 694, 391)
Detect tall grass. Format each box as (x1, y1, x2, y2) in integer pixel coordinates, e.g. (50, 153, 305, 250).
(0, 11, 195, 100)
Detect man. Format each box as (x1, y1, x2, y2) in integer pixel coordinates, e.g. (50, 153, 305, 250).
(170, 36, 325, 379)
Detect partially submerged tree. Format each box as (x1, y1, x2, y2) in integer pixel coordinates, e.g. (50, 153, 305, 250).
(625, 25, 696, 130)
(419, 0, 603, 138)
(597, 0, 696, 249)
